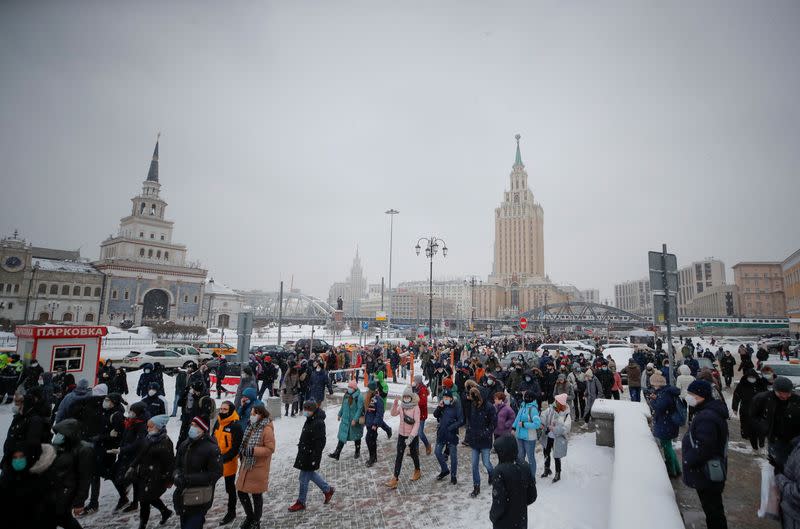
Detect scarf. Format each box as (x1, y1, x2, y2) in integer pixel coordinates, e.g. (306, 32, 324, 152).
(124, 417, 144, 430)
(240, 418, 268, 470)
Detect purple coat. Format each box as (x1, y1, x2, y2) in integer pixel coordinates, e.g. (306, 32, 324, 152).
(494, 402, 516, 437)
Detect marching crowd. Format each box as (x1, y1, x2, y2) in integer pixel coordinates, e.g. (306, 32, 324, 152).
(2, 334, 800, 529)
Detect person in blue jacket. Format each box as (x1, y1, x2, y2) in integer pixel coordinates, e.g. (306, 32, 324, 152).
(237, 387, 258, 430)
(649, 374, 682, 477)
(308, 361, 334, 404)
(136, 363, 161, 398)
(433, 388, 464, 484)
(681, 380, 729, 529)
(512, 390, 542, 482)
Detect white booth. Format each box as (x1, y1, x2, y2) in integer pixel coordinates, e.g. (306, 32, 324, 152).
(14, 325, 108, 384)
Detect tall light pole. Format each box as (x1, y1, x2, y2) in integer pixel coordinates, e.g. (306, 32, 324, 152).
(415, 236, 447, 343)
(385, 209, 399, 335)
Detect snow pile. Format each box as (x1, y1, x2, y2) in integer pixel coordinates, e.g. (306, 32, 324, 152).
(594, 399, 683, 529)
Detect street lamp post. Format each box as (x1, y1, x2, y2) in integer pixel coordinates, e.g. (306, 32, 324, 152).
(464, 276, 481, 333)
(415, 236, 447, 343)
(385, 209, 399, 336)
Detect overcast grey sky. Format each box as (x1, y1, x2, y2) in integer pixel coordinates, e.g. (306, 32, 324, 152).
(1, 0, 799, 302)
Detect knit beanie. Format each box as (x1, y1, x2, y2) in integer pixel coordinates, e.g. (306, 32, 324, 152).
(191, 416, 209, 433)
(686, 379, 712, 400)
(150, 414, 169, 431)
(92, 383, 108, 397)
(775, 376, 794, 393)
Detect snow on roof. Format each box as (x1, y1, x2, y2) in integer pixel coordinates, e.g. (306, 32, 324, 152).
(205, 279, 237, 296)
(32, 258, 101, 275)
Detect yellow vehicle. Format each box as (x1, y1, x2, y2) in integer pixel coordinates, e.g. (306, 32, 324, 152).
(198, 342, 237, 357)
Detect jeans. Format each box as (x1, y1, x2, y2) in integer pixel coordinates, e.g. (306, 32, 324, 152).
(435, 441, 458, 475)
(629, 387, 641, 403)
(418, 419, 430, 449)
(543, 437, 561, 472)
(394, 435, 420, 477)
(697, 487, 728, 529)
(516, 438, 537, 480)
(171, 391, 181, 416)
(471, 447, 494, 486)
(298, 470, 331, 504)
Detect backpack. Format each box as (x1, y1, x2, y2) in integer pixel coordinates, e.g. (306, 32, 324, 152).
(671, 396, 687, 427)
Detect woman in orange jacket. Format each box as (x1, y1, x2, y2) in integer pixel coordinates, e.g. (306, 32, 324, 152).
(212, 401, 243, 526)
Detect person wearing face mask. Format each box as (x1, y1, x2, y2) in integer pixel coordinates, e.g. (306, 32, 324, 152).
(112, 401, 149, 512)
(140, 381, 168, 418)
(465, 385, 497, 497)
(131, 415, 174, 529)
(3, 389, 49, 476)
(95, 393, 127, 506)
(178, 379, 215, 447)
(648, 372, 682, 478)
(517, 370, 541, 410)
(732, 369, 768, 451)
(55, 378, 92, 423)
(553, 374, 576, 419)
(539, 393, 571, 483)
(363, 382, 385, 467)
(0, 441, 58, 529)
(681, 380, 729, 529)
(493, 391, 515, 442)
(386, 386, 422, 489)
(329, 380, 365, 460)
(235, 403, 275, 529)
(308, 361, 334, 406)
(110, 367, 129, 396)
(19, 358, 44, 391)
(173, 416, 222, 529)
(234, 366, 258, 409)
(136, 363, 161, 398)
(212, 401, 243, 525)
(289, 399, 335, 512)
(433, 388, 464, 484)
(541, 363, 560, 405)
(237, 387, 259, 431)
(512, 390, 541, 483)
(751, 376, 800, 473)
(66, 382, 109, 514)
(593, 362, 613, 399)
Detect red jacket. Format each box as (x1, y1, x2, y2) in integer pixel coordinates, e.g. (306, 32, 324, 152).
(415, 384, 429, 421)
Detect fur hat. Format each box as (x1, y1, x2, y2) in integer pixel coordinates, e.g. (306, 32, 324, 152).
(650, 372, 667, 389)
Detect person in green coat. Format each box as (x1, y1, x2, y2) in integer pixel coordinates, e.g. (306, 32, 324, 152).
(328, 380, 365, 460)
(374, 369, 393, 438)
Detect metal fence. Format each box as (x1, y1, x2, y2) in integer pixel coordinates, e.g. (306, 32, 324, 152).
(0, 336, 157, 348)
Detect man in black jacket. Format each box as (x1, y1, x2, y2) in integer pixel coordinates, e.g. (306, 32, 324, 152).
(289, 400, 334, 512)
(67, 383, 109, 514)
(173, 416, 222, 529)
(490, 434, 536, 529)
(750, 376, 800, 472)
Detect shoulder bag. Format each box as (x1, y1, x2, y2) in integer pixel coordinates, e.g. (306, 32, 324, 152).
(689, 428, 727, 483)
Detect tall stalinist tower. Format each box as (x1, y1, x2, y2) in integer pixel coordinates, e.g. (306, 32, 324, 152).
(490, 134, 545, 283)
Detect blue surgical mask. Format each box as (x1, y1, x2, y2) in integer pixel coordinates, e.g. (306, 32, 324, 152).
(443, 398, 453, 406)
(51, 433, 65, 446)
(302, 410, 312, 417)
(11, 457, 26, 471)
(188, 426, 202, 439)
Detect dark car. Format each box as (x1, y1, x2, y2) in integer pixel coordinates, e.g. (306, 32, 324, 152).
(251, 344, 292, 358)
(206, 358, 243, 378)
(294, 338, 330, 355)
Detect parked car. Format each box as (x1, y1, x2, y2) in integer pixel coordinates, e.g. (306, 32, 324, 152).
(162, 344, 214, 362)
(118, 349, 198, 372)
(294, 338, 330, 355)
(250, 344, 292, 359)
(197, 342, 238, 357)
(500, 350, 540, 369)
(535, 343, 582, 356)
(206, 358, 243, 378)
(760, 361, 800, 391)
(563, 340, 596, 353)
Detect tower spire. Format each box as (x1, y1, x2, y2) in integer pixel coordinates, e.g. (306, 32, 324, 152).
(146, 132, 160, 182)
(514, 133, 524, 168)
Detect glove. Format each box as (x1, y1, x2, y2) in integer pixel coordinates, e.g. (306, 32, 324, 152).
(110, 430, 119, 438)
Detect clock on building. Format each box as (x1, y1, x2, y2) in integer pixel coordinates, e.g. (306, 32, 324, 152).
(1, 255, 24, 272)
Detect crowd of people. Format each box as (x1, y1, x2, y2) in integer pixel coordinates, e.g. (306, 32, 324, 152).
(2, 333, 800, 529)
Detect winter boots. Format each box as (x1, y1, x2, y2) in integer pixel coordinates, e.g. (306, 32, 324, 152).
(219, 510, 236, 525)
(385, 476, 399, 489)
(469, 485, 480, 498)
(122, 501, 138, 513)
(540, 468, 552, 478)
(436, 470, 450, 481)
(411, 468, 421, 481)
(113, 497, 129, 512)
(159, 508, 172, 525)
(323, 486, 335, 504)
(552, 472, 561, 483)
(328, 441, 344, 460)
(354, 441, 361, 459)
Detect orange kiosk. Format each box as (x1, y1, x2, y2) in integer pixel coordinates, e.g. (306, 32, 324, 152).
(14, 325, 108, 384)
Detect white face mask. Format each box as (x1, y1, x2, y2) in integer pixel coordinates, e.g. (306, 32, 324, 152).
(148, 389, 157, 396)
(747, 377, 756, 383)
(249, 415, 260, 425)
(103, 400, 114, 410)
(685, 395, 699, 407)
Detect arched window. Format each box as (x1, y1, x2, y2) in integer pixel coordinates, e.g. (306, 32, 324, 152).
(84, 313, 94, 322)
(38, 312, 49, 322)
(156, 250, 161, 259)
(148, 249, 153, 258)
(50, 284, 59, 295)
(93, 287, 101, 297)
(84, 287, 91, 296)
(62, 285, 70, 295)
(140, 202, 146, 214)
(38, 284, 47, 294)
(139, 248, 145, 257)
(62, 312, 73, 322)
(150, 204, 156, 215)
(164, 252, 169, 260)
(73, 286, 81, 296)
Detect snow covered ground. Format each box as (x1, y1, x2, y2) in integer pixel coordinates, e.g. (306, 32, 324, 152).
(0, 368, 614, 529)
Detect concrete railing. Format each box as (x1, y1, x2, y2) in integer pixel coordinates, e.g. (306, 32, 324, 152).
(591, 399, 684, 529)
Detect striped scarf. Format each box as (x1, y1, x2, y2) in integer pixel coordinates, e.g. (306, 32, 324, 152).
(241, 418, 268, 470)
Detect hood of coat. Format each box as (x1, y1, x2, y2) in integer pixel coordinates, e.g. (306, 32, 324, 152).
(659, 385, 681, 399)
(218, 410, 240, 428)
(400, 386, 419, 409)
(53, 418, 82, 443)
(494, 434, 518, 463)
(465, 379, 478, 392)
(697, 397, 730, 421)
(469, 387, 483, 406)
(678, 364, 691, 376)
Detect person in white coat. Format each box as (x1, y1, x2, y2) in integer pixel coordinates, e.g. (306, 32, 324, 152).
(539, 393, 571, 482)
(675, 364, 696, 402)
